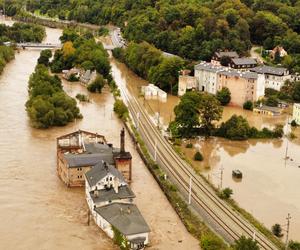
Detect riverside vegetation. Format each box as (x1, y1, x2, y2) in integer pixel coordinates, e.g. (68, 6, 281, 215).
(0, 22, 45, 74)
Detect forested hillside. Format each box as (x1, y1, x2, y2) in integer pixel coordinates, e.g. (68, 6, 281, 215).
(22, 0, 300, 60)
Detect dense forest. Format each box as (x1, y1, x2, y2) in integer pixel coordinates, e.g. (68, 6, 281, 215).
(0, 22, 45, 43)
(18, 0, 300, 68)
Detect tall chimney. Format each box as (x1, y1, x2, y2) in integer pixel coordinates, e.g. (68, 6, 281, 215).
(120, 128, 125, 153)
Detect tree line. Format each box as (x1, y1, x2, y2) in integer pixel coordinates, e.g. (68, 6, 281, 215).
(0, 22, 45, 43)
(113, 42, 185, 93)
(26, 57, 82, 128)
(169, 91, 283, 140)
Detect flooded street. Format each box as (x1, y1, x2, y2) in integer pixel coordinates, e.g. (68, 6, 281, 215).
(111, 57, 300, 241)
(0, 20, 198, 249)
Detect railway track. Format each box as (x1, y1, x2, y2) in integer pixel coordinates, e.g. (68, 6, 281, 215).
(114, 67, 278, 250)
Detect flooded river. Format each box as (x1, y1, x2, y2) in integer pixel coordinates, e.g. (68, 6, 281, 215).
(0, 20, 198, 249)
(111, 58, 300, 240)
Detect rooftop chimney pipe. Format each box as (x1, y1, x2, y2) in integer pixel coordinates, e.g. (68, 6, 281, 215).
(120, 128, 125, 153)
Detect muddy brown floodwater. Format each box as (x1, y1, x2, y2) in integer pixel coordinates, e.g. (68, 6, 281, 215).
(0, 21, 198, 249)
(110, 56, 300, 241)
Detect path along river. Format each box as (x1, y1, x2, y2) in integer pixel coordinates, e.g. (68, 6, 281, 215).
(0, 20, 198, 249)
(112, 57, 300, 240)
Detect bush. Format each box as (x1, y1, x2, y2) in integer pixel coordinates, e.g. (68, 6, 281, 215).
(289, 240, 300, 250)
(271, 224, 283, 237)
(219, 187, 233, 199)
(68, 73, 79, 82)
(87, 74, 105, 93)
(233, 236, 259, 250)
(200, 234, 225, 250)
(291, 120, 297, 127)
(243, 101, 253, 111)
(75, 93, 89, 102)
(113, 99, 128, 121)
(216, 87, 231, 106)
(265, 96, 279, 107)
(194, 151, 203, 161)
(186, 143, 193, 148)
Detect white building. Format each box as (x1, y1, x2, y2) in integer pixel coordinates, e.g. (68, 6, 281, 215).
(85, 161, 150, 249)
(250, 66, 291, 91)
(194, 62, 227, 94)
(177, 70, 197, 96)
(293, 103, 300, 125)
(141, 84, 167, 102)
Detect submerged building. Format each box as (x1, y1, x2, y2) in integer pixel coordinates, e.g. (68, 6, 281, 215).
(57, 129, 132, 187)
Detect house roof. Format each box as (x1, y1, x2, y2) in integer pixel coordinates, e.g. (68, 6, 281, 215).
(250, 66, 288, 76)
(194, 62, 226, 73)
(231, 58, 257, 66)
(85, 161, 125, 187)
(63, 153, 106, 168)
(215, 51, 239, 59)
(218, 70, 258, 79)
(90, 185, 135, 203)
(95, 203, 150, 235)
(254, 105, 281, 113)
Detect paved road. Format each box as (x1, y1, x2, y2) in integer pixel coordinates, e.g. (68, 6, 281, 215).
(115, 71, 279, 250)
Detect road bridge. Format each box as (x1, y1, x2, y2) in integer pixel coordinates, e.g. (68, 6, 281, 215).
(16, 43, 62, 49)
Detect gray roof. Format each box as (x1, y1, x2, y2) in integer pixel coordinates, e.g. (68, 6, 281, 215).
(90, 185, 135, 203)
(250, 66, 288, 76)
(254, 105, 281, 113)
(215, 51, 239, 58)
(218, 70, 258, 79)
(85, 161, 125, 187)
(231, 58, 257, 65)
(64, 153, 105, 168)
(194, 62, 226, 73)
(95, 203, 150, 235)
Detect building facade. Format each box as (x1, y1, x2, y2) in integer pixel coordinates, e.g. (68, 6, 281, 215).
(250, 66, 291, 91)
(85, 160, 150, 249)
(293, 103, 300, 125)
(56, 129, 132, 187)
(177, 70, 197, 96)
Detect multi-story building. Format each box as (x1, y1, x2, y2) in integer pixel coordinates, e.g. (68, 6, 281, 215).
(293, 103, 300, 125)
(194, 62, 225, 94)
(57, 129, 132, 187)
(250, 65, 291, 91)
(85, 159, 150, 249)
(217, 70, 265, 107)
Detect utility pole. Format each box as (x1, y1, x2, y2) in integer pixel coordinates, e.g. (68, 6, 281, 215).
(188, 176, 192, 205)
(154, 138, 157, 162)
(285, 213, 291, 250)
(220, 166, 224, 190)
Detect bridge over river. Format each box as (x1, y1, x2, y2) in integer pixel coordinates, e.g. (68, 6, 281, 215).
(16, 43, 62, 49)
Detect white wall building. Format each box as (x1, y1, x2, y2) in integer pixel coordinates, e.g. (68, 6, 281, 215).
(85, 161, 150, 249)
(293, 103, 300, 125)
(141, 84, 167, 102)
(250, 66, 291, 91)
(194, 62, 226, 95)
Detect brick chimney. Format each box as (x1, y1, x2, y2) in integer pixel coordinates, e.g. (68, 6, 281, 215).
(120, 128, 125, 153)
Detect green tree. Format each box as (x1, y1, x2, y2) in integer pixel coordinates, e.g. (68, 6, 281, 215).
(194, 151, 203, 161)
(271, 224, 283, 237)
(114, 99, 128, 121)
(266, 96, 279, 107)
(243, 101, 253, 110)
(87, 74, 106, 93)
(232, 236, 259, 250)
(289, 241, 300, 250)
(200, 234, 225, 250)
(216, 87, 231, 106)
(37, 49, 52, 66)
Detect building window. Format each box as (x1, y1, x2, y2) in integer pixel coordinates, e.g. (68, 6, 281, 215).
(110, 177, 112, 181)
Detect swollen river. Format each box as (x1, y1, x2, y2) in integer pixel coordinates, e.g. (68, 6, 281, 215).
(0, 21, 198, 249)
